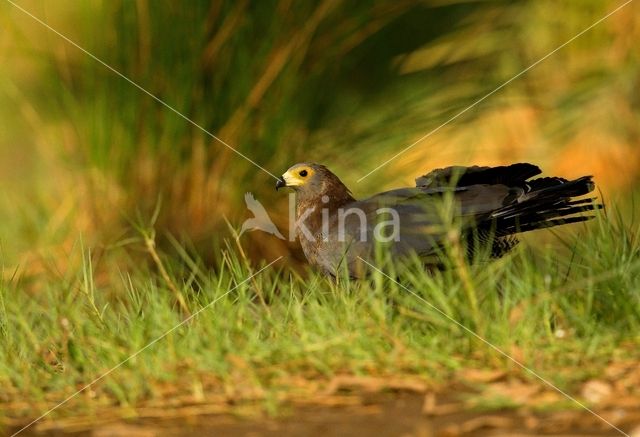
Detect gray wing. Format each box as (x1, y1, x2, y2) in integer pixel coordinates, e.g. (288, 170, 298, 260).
(318, 183, 519, 272)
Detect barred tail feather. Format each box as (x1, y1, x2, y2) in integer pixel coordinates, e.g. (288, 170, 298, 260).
(489, 176, 601, 236)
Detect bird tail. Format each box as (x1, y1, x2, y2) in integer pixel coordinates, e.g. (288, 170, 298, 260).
(487, 175, 601, 235)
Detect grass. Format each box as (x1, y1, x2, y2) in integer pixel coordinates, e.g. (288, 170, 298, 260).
(1, 208, 638, 429)
(1, 0, 639, 433)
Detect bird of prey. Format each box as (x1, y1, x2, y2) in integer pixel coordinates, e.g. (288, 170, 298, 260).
(276, 162, 599, 277)
(240, 192, 285, 239)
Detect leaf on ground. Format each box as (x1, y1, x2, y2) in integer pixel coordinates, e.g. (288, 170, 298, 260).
(442, 415, 513, 436)
(458, 368, 506, 383)
(324, 375, 427, 395)
(482, 380, 540, 404)
(581, 380, 613, 405)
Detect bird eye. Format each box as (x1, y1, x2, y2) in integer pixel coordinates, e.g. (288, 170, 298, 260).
(299, 170, 308, 177)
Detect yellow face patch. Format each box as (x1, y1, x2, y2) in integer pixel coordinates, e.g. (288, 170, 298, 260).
(282, 165, 315, 187)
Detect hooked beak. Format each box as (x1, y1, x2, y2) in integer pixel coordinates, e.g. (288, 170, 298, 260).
(275, 177, 286, 191)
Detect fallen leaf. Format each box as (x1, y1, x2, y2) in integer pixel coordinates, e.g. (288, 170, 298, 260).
(458, 368, 507, 383)
(581, 380, 613, 405)
(484, 380, 540, 404)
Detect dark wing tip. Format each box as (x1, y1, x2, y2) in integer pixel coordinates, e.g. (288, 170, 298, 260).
(415, 163, 542, 188)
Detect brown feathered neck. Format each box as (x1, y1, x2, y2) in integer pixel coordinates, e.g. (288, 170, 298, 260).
(294, 169, 355, 230)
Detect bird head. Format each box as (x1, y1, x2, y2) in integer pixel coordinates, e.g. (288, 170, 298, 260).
(276, 163, 354, 202)
(276, 163, 324, 191)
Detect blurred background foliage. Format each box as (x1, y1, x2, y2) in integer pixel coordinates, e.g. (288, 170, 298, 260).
(0, 0, 639, 277)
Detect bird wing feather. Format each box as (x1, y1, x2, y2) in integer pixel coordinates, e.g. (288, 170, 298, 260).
(415, 163, 541, 188)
